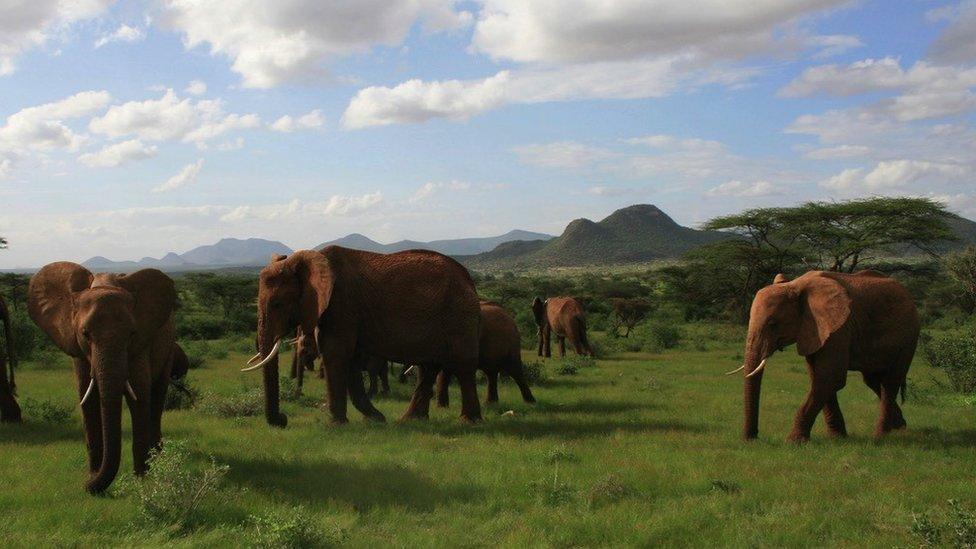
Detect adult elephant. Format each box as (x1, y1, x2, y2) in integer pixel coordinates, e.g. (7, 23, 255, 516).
(730, 270, 919, 442)
(28, 264, 178, 493)
(0, 293, 20, 423)
(532, 296, 592, 358)
(437, 301, 536, 407)
(243, 247, 482, 426)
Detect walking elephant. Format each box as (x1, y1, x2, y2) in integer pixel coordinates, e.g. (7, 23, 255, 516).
(243, 247, 482, 427)
(289, 328, 389, 397)
(731, 270, 920, 442)
(0, 293, 21, 422)
(28, 264, 179, 493)
(533, 296, 592, 358)
(437, 301, 536, 407)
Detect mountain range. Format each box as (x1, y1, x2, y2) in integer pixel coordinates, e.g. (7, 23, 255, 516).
(314, 230, 553, 256)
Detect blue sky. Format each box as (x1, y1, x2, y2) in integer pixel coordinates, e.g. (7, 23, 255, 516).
(1, 0, 974, 268)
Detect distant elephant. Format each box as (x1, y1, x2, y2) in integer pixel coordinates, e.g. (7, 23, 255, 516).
(0, 293, 21, 423)
(243, 247, 482, 426)
(732, 270, 920, 442)
(533, 296, 592, 358)
(363, 355, 390, 398)
(289, 328, 389, 397)
(28, 264, 178, 493)
(437, 301, 536, 407)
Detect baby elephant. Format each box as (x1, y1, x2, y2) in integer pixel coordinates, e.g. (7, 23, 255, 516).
(290, 329, 389, 397)
(437, 301, 536, 407)
(28, 264, 179, 493)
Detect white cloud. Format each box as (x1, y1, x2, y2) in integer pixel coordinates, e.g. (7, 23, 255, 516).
(94, 24, 145, 48)
(586, 186, 639, 197)
(0, 90, 111, 152)
(153, 158, 204, 193)
(807, 34, 863, 59)
(929, 0, 976, 64)
(780, 57, 907, 97)
(184, 80, 207, 96)
(705, 180, 778, 197)
(89, 89, 260, 145)
(410, 180, 473, 202)
(270, 109, 325, 132)
(161, 0, 468, 88)
(513, 141, 618, 169)
(800, 144, 871, 160)
(820, 160, 969, 192)
(0, 0, 112, 75)
(78, 139, 157, 167)
(219, 192, 384, 222)
(469, 0, 847, 64)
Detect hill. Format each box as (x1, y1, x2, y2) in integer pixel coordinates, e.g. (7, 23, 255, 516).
(314, 229, 554, 255)
(464, 204, 729, 269)
(82, 238, 293, 272)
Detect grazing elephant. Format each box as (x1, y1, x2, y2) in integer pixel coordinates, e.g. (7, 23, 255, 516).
(533, 296, 592, 358)
(437, 301, 536, 407)
(732, 270, 920, 442)
(243, 247, 482, 426)
(28, 264, 178, 493)
(0, 293, 21, 423)
(363, 355, 390, 398)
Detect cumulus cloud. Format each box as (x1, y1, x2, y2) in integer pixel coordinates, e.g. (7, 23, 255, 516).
(0, 90, 111, 152)
(0, 0, 112, 75)
(184, 80, 207, 96)
(153, 158, 204, 193)
(78, 139, 157, 167)
(89, 89, 260, 145)
(161, 0, 468, 88)
(929, 0, 976, 64)
(820, 160, 968, 192)
(705, 180, 779, 197)
(94, 24, 145, 48)
(270, 109, 325, 132)
(219, 191, 384, 222)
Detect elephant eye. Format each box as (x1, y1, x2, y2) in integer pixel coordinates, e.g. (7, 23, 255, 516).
(82, 328, 91, 340)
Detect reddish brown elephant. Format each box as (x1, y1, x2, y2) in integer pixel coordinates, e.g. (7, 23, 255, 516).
(243, 247, 482, 426)
(731, 270, 920, 442)
(28, 265, 178, 493)
(289, 328, 389, 397)
(436, 301, 536, 407)
(533, 296, 592, 358)
(0, 293, 21, 423)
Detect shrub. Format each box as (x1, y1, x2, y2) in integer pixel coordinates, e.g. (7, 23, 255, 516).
(199, 387, 263, 418)
(164, 378, 199, 410)
(648, 320, 682, 350)
(562, 354, 596, 370)
(21, 397, 72, 424)
(544, 445, 579, 464)
(278, 376, 319, 408)
(555, 362, 579, 376)
(128, 439, 229, 531)
(246, 506, 345, 548)
(910, 499, 976, 548)
(521, 360, 548, 385)
(529, 472, 575, 507)
(922, 332, 976, 393)
(587, 475, 631, 509)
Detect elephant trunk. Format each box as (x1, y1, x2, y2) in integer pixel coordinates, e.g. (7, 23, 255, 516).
(257, 319, 287, 428)
(86, 363, 124, 494)
(742, 337, 765, 440)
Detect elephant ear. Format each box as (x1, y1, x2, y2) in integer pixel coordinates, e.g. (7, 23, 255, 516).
(28, 262, 93, 357)
(116, 269, 177, 348)
(291, 250, 335, 328)
(795, 274, 852, 356)
(532, 297, 546, 327)
(773, 273, 791, 284)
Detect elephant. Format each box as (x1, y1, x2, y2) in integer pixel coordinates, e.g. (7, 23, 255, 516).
(436, 300, 536, 407)
(27, 264, 178, 493)
(363, 355, 390, 398)
(243, 247, 482, 427)
(731, 270, 920, 442)
(289, 328, 389, 397)
(532, 296, 592, 358)
(0, 293, 21, 423)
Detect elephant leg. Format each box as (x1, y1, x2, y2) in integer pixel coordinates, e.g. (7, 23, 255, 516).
(400, 364, 438, 421)
(570, 337, 584, 356)
(558, 336, 566, 358)
(290, 347, 299, 379)
(148, 377, 167, 453)
(379, 362, 390, 395)
(821, 392, 847, 438)
(435, 370, 450, 408)
(508, 363, 536, 404)
(485, 369, 499, 405)
(537, 330, 544, 357)
(543, 326, 552, 358)
(877, 373, 907, 437)
(456, 362, 483, 423)
(75, 358, 102, 473)
(0, 356, 20, 423)
(787, 387, 829, 443)
(126, 376, 153, 476)
(347, 364, 386, 423)
(295, 353, 304, 394)
(366, 368, 378, 398)
(322, 356, 351, 425)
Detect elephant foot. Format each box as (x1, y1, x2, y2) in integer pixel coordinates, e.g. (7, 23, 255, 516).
(459, 413, 483, 424)
(0, 412, 22, 423)
(522, 396, 536, 404)
(329, 416, 349, 426)
(364, 412, 386, 423)
(786, 431, 810, 444)
(266, 413, 288, 428)
(825, 429, 847, 439)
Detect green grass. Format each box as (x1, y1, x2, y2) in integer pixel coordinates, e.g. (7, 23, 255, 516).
(2, 339, 975, 547)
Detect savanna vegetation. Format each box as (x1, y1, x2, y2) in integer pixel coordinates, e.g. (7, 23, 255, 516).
(2, 197, 976, 546)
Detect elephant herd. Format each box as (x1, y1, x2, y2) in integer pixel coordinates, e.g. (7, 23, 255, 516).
(0, 246, 921, 494)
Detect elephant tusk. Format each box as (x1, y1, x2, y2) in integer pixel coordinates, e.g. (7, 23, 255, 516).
(746, 358, 768, 378)
(246, 352, 263, 366)
(403, 365, 416, 376)
(125, 382, 138, 402)
(287, 337, 300, 345)
(79, 379, 96, 406)
(725, 364, 745, 376)
(241, 339, 281, 372)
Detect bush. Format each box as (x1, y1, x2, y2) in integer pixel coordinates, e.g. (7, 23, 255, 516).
(246, 506, 345, 548)
(923, 332, 976, 393)
(521, 360, 548, 385)
(278, 376, 319, 408)
(164, 378, 199, 410)
(529, 472, 576, 507)
(648, 321, 682, 350)
(21, 397, 72, 424)
(910, 499, 976, 548)
(562, 354, 596, 370)
(127, 439, 229, 531)
(555, 362, 579, 376)
(587, 475, 631, 509)
(199, 387, 263, 418)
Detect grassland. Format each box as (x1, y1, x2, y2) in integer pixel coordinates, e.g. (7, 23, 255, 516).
(2, 332, 975, 547)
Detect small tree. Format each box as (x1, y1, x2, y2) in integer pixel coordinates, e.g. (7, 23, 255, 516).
(610, 298, 652, 337)
(945, 246, 976, 304)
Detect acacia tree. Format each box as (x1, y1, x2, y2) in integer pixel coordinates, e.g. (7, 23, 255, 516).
(610, 297, 652, 337)
(945, 246, 976, 303)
